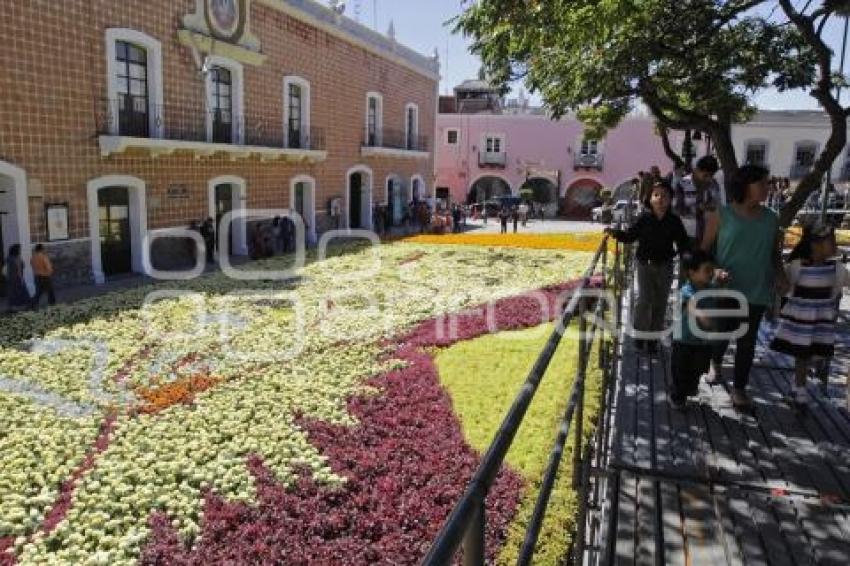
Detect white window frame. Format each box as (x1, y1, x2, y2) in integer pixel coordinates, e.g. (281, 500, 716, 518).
(283, 76, 312, 149)
(581, 139, 599, 156)
(794, 140, 819, 167)
(482, 133, 505, 154)
(365, 92, 384, 146)
(105, 28, 164, 138)
(744, 139, 769, 166)
(204, 56, 244, 145)
(446, 128, 460, 145)
(405, 103, 420, 150)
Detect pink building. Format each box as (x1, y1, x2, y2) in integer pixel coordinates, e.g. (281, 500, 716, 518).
(435, 81, 685, 217)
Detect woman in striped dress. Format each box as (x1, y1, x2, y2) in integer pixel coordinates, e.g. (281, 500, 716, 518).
(770, 224, 850, 407)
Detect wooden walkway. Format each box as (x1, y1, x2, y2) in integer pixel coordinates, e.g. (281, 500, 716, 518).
(599, 309, 850, 565)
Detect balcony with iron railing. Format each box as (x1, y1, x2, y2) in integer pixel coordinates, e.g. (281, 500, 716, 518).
(478, 151, 507, 167)
(574, 152, 604, 170)
(96, 97, 327, 162)
(361, 127, 430, 159)
(790, 163, 814, 179)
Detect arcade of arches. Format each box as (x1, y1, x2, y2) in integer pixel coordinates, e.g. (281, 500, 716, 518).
(466, 176, 511, 204)
(563, 178, 604, 220)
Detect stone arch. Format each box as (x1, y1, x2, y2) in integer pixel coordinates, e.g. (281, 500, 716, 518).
(563, 177, 604, 220)
(346, 165, 373, 230)
(467, 174, 513, 204)
(0, 161, 33, 289)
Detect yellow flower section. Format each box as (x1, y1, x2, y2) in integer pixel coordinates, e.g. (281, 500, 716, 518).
(435, 323, 603, 565)
(785, 227, 850, 248)
(404, 232, 609, 252)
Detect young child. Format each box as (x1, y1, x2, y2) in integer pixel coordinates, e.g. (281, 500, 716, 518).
(670, 250, 717, 409)
(770, 223, 850, 409)
(606, 180, 690, 355)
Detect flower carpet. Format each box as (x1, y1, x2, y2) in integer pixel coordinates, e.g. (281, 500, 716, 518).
(0, 242, 594, 565)
(403, 232, 609, 252)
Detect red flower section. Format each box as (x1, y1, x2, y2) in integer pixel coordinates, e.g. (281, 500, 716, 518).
(135, 279, 595, 565)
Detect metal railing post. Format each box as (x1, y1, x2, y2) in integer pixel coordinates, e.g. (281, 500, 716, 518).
(572, 297, 587, 489)
(463, 499, 485, 566)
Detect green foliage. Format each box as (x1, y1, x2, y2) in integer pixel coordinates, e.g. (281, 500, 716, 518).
(436, 323, 604, 565)
(454, 0, 816, 136)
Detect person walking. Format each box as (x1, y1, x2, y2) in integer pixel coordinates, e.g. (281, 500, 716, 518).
(511, 206, 519, 233)
(770, 224, 850, 409)
(701, 164, 788, 409)
(675, 155, 725, 246)
(30, 244, 56, 308)
(4, 244, 30, 313)
(670, 250, 717, 409)
(200, 218, 216, 263)
(606, 180, 690, 355)
(499, 207, 509, 234)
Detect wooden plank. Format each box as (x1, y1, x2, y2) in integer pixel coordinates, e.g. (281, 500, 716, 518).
(750, 368, 844, 497)
(719, 493, 767, 566)
(792, 500, 850, 566)
(760, 367, 850, 501)
(615, 474, 638, 566)
(678, 484, 724, 565)
(634, 476, 659, 566)
(612, 341, 640, 470)
(768, 497, 818, 566)
(632, 354, 654, 470)
(745, 493, 796, 566)
(658, 481, 687, 566)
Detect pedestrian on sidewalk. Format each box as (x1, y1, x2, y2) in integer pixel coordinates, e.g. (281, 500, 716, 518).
(769, 223, 850, 409)
(701, 164, 789, 409)
(4, 244, 31, 313)
(674, 155, 724, 248)
(200, 218, 216, 263)
(670, 250, 718, 409)
(606, 180, 690, 355)
(31, 244, 56, 308)
(511, 206, 519, 233)
(499, 207, 509, 234)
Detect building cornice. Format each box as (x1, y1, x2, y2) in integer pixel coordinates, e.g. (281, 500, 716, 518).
(256, 0, 440, 82)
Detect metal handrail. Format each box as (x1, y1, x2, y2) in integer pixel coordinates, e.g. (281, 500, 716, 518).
(421, 234, 620, 566)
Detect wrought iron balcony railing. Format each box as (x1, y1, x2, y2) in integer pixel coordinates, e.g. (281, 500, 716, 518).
(790, 163, 814, 179)
(363, 127, 429, 152)
(96, 98, 326, 151)
(478, 151, 507, 167)
(574, 153, 604, 170)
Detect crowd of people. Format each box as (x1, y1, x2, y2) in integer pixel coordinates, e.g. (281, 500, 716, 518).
(607, 156, 849, 412)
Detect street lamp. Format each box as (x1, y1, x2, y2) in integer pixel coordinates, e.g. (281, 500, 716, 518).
(821, 13, 850, 223)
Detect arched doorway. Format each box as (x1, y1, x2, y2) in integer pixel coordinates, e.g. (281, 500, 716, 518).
(87, 175, 147, 284)
(467, 175, 511, 204)
(208, 176, 248, 257)
(0, 161, 32, 292)
(563, 178, 604, 220)
(613, 179, 636, 203)
(291, 175, 317, 244)
(347, 166, 373, 230)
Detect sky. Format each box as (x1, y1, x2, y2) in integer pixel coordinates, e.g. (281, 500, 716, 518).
(342, 0, 850, 111)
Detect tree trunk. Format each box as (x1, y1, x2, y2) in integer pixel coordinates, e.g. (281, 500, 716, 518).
(707, 123, 738, 191)
(779, 110, 847, 227)
(656, 123, 684, 168)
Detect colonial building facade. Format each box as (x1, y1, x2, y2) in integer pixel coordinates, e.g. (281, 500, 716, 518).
(435, 81, 850, 217)
(0, 0, 438, 285)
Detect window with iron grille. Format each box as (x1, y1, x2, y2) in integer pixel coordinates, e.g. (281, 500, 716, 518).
(116, 41, 149, 137)
(210, 67, 233, 143)
(367, 97, 378, 146)
(485, 136, 502, 153)
(746, 143, 767, 166)
(447, 129, 458, 145)
(581, 139, 598, 155)
(406, 106, 417, 150)
(288, 83, 303, 149)
(796, 145, 816, 167)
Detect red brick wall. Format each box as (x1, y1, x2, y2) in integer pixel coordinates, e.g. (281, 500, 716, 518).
(0, 0, 437, 244)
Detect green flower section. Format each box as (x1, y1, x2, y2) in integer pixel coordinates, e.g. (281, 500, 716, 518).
(1, 243, 591, 564)
(435, 323, 603, 565)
